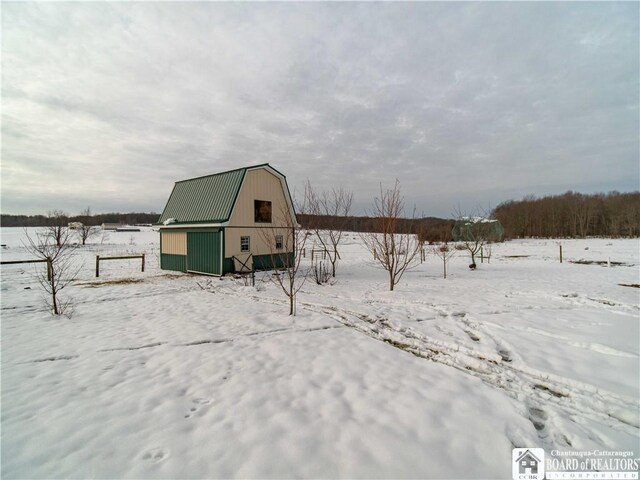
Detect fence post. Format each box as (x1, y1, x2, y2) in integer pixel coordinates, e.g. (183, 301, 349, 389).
(141, 253, 145, 272)
(96, 255, 100, 277)
(480, 247, 484, 263)
(559, 244, 563, 264)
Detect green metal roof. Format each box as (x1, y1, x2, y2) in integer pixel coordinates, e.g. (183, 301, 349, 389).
(158, 166, 248, 225)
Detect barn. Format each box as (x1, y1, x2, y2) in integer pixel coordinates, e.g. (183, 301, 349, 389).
(157, 164, 297, 276)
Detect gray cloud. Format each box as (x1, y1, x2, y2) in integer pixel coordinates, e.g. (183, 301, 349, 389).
(2, 2, 638, 217)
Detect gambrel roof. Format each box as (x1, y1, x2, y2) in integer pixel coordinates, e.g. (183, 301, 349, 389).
(157, 163, 295, 226)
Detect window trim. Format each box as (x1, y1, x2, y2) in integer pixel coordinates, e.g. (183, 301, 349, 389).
(254, 200, 272, 223)
(240, 236, 250, 252)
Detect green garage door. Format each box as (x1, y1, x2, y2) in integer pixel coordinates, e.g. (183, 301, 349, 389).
(187, 231, 222, 275)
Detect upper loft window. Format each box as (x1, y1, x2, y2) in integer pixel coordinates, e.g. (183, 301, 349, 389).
(254, 200, 272, 223)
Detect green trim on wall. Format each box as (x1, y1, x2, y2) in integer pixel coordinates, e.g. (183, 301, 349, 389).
(161, 253, 187, 272)
(221, 252, 293, 274)
(223, 257, 234, 274)
(253, 253, 294, 271)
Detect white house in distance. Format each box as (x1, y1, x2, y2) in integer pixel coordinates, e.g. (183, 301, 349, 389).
(157, 164, 297, 276)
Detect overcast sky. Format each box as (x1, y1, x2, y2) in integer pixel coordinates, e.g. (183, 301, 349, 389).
(2, 2, 638, 218)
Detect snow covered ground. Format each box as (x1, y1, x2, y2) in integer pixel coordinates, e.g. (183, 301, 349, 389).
(1, 228, 638, 479)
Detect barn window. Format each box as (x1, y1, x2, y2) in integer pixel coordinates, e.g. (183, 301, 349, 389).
(240, 236, 250, 252)
(254, 200, 272, 223)
(275, 235, 283, 250)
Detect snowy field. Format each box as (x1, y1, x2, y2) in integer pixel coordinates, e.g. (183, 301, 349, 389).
(1, 227, 638, 479)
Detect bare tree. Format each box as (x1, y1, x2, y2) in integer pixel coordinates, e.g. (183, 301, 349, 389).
(451, 211, 504, 269)
(23, 227, 81, 315)
(304, 182, 353, 277)
(416, 221, 429, 263)
(310, 256, 331, 285)
(360, 180, 422, 291)
(260, 204, 311, 316)
(46, 210, 69, 247)
(77, 206, 100, 245)
(432, 242, 456, 279)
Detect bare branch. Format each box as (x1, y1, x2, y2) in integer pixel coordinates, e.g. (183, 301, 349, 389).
(304, 181, 353, 277)
(359, 180, 421, 291)
(23, 226, 81, 315)
(431, 242, 456, 279)
(258, 200, 310, 316)
(76, 207, 100, 245)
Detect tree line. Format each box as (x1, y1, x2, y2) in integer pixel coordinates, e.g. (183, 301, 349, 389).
(1, 212, 159, 227)
(3, 190, 638, 240)
(297, 214, 455, 243)
(491, 191, 640, 239)
(4, 210, 463, 243)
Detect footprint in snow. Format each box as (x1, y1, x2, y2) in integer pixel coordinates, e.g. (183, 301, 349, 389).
(464, 330, 481, 342)
(185, 398, 212, 419)
(528, 406, 548, 433)
(497, 348, 513, 362)
(142, 448, 169, 463)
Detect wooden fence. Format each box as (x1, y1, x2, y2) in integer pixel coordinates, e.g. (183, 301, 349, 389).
(302, 248, 328, 261)
(96, 254, 145, 277)
(0, 258, 52, 280)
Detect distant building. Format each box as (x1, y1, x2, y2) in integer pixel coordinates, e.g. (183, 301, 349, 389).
(101, 223, 121, 231)
(157, 164, 297, 276)
(68, 222, 83, 230)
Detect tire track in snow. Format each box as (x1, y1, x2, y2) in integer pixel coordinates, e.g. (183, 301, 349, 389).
(194, 284, 639, 449)
(216, 288, 638, 421)
(296, 300, 638, 448)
